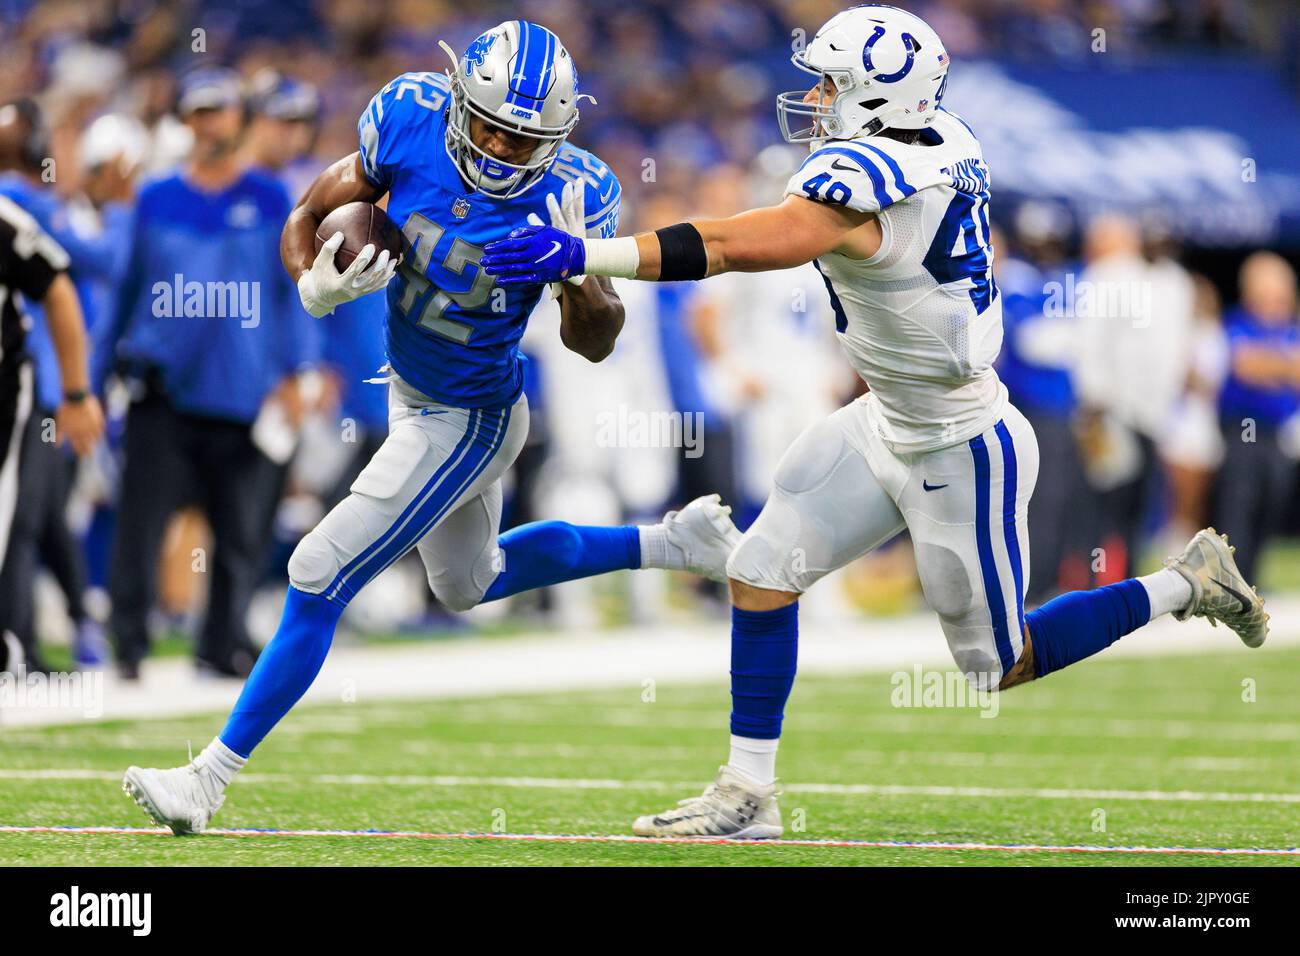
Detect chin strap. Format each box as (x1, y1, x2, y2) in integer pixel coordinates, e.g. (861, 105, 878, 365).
(437, 39, 459, 72)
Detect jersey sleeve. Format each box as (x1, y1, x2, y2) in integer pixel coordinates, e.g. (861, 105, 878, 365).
(357, 72, 452, 191)
(0, 196, 69, 302)
(551, 146, 621, 238)
(581, 161, 620, 239)
(784, 139, 931, 215)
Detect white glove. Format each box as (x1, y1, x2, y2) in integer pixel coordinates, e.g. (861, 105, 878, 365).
(528, 179, 587, 298)
(297, 231, 398, 318)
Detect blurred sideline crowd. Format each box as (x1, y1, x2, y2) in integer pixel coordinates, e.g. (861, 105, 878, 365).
(0, 0, 1298, 681)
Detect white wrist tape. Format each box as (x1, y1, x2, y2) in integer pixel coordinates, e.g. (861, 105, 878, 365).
(583, 236, 640, 279)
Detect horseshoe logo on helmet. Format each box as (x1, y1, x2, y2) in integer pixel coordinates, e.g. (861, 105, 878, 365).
(861, 25, 916, 83)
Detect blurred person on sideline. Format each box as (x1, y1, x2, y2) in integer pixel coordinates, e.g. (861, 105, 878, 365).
(243, 69, 323, 206)
(61, 113, 150, 622)
(241, 70, 334, 568)
(1072, 213, 1193, 580)
(1160, 274, 1229, 548)
(654, 177, 743, 542)
(94, 68, 320, 680)
(1213, 252, 1300, 583)
(0, 99, 124, 669)
(993, 205, 1093, 602)
(0, 191, 104, 674)
(519, 279, 677, 628)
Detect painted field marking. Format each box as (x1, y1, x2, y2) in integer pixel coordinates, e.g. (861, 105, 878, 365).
(3, 768, 1300, 804)
(0, 825, 1295, 857)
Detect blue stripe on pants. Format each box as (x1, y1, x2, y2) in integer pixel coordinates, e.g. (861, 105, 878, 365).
(325, 408, 511, 605)
(324, 409, 482, 603)
(995, 420, 1026, 651)
(355, 405, 511, 590)
(969, 430, 1016, 676)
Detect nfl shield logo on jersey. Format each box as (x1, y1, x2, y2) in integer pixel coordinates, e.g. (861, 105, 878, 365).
(452, 197, 471, 219)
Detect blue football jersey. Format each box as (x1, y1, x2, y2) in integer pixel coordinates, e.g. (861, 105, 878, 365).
(357, 71, 621, 409)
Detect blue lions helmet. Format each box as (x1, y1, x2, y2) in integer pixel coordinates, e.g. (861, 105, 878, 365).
(440, 21, 587, 199)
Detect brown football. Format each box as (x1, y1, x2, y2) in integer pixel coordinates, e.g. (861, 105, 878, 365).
(314, 201, 405, 271)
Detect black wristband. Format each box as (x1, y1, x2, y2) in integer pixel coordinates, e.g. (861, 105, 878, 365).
(63, 389, 88, 404)
(654, 223, 708, 282)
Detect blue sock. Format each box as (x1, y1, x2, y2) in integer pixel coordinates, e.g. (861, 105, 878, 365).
(219, 587, 342, 758)
(481, 521, 641, 602)
(1025, 579, 1151, 679)
(730, 603, 799, 739)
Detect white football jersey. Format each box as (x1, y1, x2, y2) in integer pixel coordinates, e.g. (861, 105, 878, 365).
(785, 108, 1007, 453)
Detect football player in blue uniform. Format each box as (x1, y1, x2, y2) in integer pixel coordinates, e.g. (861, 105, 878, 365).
(122, 21, 740, 833)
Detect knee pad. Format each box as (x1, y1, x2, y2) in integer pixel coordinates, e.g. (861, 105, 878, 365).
(727, 423, 866, 593)
(431, 579, 484, 613)
(913, 541, 975, 620)
(912, 539, 1004, 689)
(942, 630, 1004, 692)
(428, 542, 501, 612)
(772, 418, 848, 496)
(726, 498, 810, 593)
(287, 529, 343, 596)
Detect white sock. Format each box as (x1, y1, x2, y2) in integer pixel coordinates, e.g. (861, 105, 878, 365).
(197, 737, 247, 789)
(729, 735, 779, 786)
(638, 524, 686, 572)
(1138, 568, 1194, 619)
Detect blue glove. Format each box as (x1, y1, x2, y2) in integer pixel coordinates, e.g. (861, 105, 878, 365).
(481, 224, 586, 286)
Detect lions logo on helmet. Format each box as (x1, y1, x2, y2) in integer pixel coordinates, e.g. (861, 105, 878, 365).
(439, 20, 590, 199)
(777, 4, 950, 145)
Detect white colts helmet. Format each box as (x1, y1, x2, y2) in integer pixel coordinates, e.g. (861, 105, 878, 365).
(441, 20, 586, 199)
(777, 4, 949, 145)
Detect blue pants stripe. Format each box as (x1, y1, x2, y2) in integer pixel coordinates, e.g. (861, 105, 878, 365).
(994, 420, 1026, 649)
(969, 430, 1016, 676)
(324, 409, 484, 603)
(355, 405, 511, 591)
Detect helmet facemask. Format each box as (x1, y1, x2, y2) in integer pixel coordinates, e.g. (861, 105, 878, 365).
(775, 51, 862, 146)
(439, 31, 585, 200)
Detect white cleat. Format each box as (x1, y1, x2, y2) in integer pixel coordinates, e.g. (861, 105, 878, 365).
(1165, 528, 1268, 648)
(122, 759, 226, 835)
(662, 494, 741, 583)
(632, 765, 783, 839)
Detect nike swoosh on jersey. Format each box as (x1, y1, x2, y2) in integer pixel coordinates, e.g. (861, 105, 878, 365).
(922, 480, 949, 492)
(831, 158, 862, 172)
(537, 240, 562, 262)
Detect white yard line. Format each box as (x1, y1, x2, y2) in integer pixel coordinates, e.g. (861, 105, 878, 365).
(0, 825, 1295, 857)
(3, 767, 1299, 804)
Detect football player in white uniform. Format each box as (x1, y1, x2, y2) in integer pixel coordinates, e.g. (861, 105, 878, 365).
(484, 4, 1269, 839)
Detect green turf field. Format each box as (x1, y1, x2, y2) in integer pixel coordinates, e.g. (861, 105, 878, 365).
(1, 642, 1297, 866)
